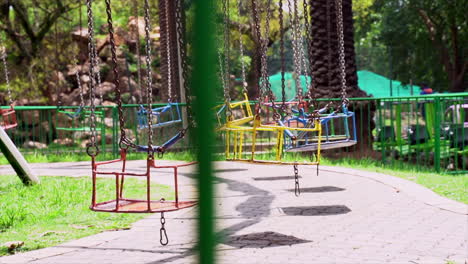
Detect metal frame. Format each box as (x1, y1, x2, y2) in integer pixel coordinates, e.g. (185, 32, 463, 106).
(90, 149, 197, 213)
(0, 105, 17, 130)
(137, 103, 182, 129)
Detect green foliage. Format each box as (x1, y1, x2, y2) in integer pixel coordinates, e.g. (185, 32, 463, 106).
(371, 0, 467, 92)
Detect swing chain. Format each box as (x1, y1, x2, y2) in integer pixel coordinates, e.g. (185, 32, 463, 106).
(222, 0, 230, 100)
(236, 0, 248, 94)
(160, 210, 169, 245)
(0, 45, 12, 105)
(86, 0, 99, 157)
(294, 164, 300, 196)
(132, 0, 143, 104)
(278, 0, 286, 110)
(335, 0, 349, 107)
(104, 0, 135, 150)
(75, 68, 85, 108)
(304, 0, 317, 111)
(221, 0, 233, 119)
(175, 0, 194, 127)
(253, 0, 278, 119)
(143, 0, 155, 157)
(164, 0, 173, 102)
(288, 0, 302, 102)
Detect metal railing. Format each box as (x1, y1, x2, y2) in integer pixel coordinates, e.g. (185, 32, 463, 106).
(1, 92, 468, 174)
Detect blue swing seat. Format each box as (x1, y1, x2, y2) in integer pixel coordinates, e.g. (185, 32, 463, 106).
(136, 129, 185, 153)
(137, 103, 182, 129)
(284, 105, 357, 152)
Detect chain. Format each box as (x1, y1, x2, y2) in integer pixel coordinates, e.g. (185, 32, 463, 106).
(221, 0, 231, 105)
(288, 0, 302, 102)
(175, 0, 193, 126)
(133, 0, 143, 104)
(54, 21, 62, 107)
(304, 0, 317, 111)
(164, 0, 173, 102)
(76, 3, 85, 108)
(143, 0, 154, 157)
(278, 0, 286, 109)
(237, 0, 247, 94)
(160, 211, 169, 245)
(76, 70, 85, 108)
(218, 51, 232, 118)
(86, 0, 99, 156)
(302, 0, 311, 96)
(293, 164, 300, 196)
(223, 0, 230, 100)
(253, 0, 278, 119)
(104, 0, 134, 149)
(94, 56, 104, 104)
(0, 45, 12, 105)
(335, 0, 349, 107)
(251, 0, 261, 101)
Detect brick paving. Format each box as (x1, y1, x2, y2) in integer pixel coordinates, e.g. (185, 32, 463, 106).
(0, 161, 467, 264)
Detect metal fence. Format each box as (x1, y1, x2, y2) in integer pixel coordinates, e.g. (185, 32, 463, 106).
(1, 92, 468, 174)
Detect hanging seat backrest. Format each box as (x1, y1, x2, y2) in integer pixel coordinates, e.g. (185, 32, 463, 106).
(0, 105, 17, 130)
(137, 103, 182, 129)
(58, 106, 84, 119)
(225, 93, 254, 127)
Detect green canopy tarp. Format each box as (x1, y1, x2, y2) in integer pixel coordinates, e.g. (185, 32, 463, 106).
(268, 70, 421, 100)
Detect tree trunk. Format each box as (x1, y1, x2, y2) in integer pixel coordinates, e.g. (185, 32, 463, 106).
(309, 0, 374, 155)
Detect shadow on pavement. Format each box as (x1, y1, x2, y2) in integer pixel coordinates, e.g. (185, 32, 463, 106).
(252, 176, 302, 181)
(224, 231, 310, 249)
(281, 205, 351, 216)
(285, 186, 345, 193)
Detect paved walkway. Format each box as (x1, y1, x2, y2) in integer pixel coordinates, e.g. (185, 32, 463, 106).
(0, 161, 467, 264)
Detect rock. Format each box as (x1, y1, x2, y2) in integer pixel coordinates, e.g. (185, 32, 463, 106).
(119, 76, 139, 93)
(104, 117, 113, 127)
(74, 131, 91, 140)
(51, 71, 66, 84)
(80, 75, 90, 84)
(2, 241, 24, 252)
(53, 138, 74, 147)
(102, 101, 116, 107)
(98, 82, 116, 95)
(23, 141, 47, 149)
(97, 134, 113, 144)
(80, 139, 91, 148)
(127, 16, 147, 40)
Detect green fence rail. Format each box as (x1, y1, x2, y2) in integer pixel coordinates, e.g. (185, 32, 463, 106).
(1, 92, 468, 174)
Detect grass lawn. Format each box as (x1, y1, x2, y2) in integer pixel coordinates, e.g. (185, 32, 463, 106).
(0, 175, 173, 256)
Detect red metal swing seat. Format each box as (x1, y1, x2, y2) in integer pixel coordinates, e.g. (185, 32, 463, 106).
(90, 150, 197, 213)
(0, 105, 17, 130)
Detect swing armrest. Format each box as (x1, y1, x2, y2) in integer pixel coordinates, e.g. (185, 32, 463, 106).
(320, 112, 337, 124)
(151, 104, 172, 115)
(161, 130, 185, 151)
(278, 120, 296, 139)
(136, 145, 163, 153)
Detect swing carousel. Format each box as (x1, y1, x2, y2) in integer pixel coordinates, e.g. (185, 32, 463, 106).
(217, 0, 357, 195)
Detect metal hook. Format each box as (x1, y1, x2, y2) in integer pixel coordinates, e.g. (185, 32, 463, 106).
(159, 212, 169, 246)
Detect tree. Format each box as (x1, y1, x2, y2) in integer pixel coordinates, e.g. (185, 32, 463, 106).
(0, 0, 78, 62)
(374, 0, 467, 92)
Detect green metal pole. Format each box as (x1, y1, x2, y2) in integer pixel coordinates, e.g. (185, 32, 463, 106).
(192, 0, 216, 263)
(434, 97, 441, 173)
